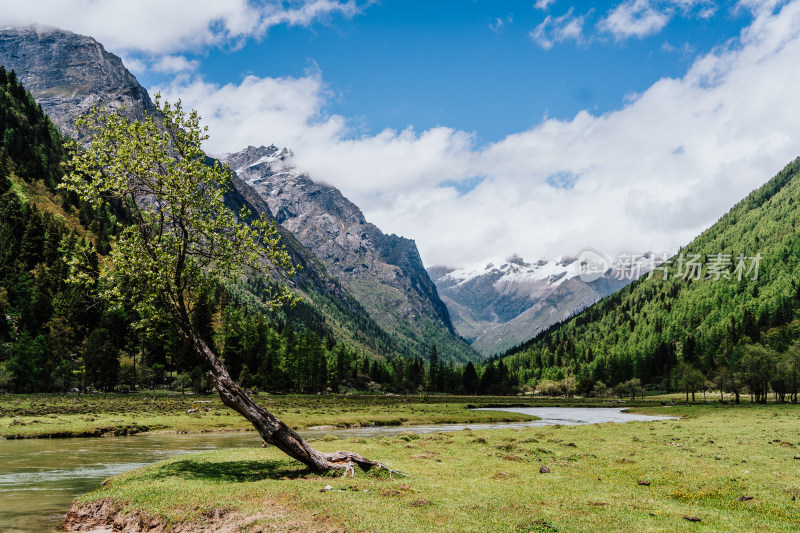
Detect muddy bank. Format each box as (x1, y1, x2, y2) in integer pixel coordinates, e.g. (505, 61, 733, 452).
(64, 498, 340, 533)
(4, 424, 168, 440)
(65, 499, 160, 532)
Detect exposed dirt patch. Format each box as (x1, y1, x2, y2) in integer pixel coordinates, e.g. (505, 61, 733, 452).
(64, 498, 343, 532)
(409, 451, 438, 459)
(490, 472, 517, 480)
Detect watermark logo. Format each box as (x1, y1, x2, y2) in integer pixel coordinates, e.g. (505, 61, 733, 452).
(578, 248, 610, 282)
(577, 250, 762, 283)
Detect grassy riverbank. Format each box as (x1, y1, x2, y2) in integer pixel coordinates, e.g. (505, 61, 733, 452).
(69, 403, 800, 532)
(0, 393, 545, 439)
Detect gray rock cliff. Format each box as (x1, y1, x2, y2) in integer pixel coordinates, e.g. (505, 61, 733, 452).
(225, 145, 475, 362)
(0, 25, 421, 360)
(0, 25, 156, 137)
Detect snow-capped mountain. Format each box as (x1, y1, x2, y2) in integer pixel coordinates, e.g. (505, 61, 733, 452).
(429, 253, 658, 356)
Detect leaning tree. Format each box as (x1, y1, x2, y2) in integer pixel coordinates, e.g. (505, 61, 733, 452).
(63, 96, 397, 476)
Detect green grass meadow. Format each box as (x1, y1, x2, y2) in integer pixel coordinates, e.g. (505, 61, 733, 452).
(0, 393, 537, 438)
(74, 403, 800, 532)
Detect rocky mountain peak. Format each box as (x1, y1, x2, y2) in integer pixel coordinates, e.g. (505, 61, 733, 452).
(224, 145, 475, 361)
(225, 146, 372, 247)
(0, 25, 156, 138)
(0, 25, 476, 363)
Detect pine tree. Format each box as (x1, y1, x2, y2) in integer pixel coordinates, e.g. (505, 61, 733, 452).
(463, 361, 479, 394)
(428, 345, 439, 392)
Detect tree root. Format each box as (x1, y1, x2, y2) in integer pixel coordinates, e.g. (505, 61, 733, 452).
(322, 451, 406, 478)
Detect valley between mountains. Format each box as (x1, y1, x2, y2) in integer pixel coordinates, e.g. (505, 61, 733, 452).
(2, 16, 800, 533)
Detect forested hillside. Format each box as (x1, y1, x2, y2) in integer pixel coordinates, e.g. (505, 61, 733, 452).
(0, 26, 477, 368)
(492, 157, 800, 398)
(0, 70, 473, 395)
(0, 64, 108, 393)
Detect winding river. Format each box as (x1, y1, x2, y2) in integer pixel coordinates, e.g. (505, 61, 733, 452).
(0, 407, 676, 532)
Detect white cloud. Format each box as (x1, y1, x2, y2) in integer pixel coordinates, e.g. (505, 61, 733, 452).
(736, 0, 788, 14)
(0, 0, 362, 54)
(660, 40, 695, 56)
(489, 15, 513, 34)
(535, 1, 720, 49)
(489, 18, 505, 33)
(697, 5, 717, 18)
(530, 8, 586, 49)
(154, 73, 478, 201)
(598, 0, 671, 40)
(120, 56, 147, 74)
(152, 55, 200, 74)
(534, 0, 558, 10)
(159, 1, 800, 268)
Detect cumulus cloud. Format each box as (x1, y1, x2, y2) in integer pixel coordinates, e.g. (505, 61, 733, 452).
(596, 0, 720, 41)
(154, 73, 478, 202)
(151, 55, 200, 74)
(530, 8, 586, 49)
(158, 1, 800, 268)
(0, 0, 362, 54)
(597, 0, 671, 39)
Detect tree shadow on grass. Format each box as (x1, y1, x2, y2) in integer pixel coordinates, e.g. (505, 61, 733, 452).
(153, 459, 310, 483)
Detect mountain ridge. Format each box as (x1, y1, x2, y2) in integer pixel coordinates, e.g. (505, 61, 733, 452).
(497, 156, 800, 389)
(0, 26, 475, 363)
(0, 25, 156, 138)
(225, 145, 475, 362)
(429, 254, 637, 355)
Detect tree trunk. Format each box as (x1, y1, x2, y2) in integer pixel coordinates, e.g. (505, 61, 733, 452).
(190, 334, 398, 476)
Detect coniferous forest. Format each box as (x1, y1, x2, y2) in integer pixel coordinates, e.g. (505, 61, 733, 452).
(492, 157, 800, 401)
(0, 70, 478, 396)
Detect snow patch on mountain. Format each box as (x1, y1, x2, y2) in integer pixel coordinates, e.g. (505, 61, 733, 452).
(430, 252, 666, 355)
(441, 256, 583, 289)
(441, 251, 665, 292)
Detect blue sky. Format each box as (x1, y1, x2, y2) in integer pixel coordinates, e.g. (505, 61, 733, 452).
(131, 1, 756, 144)
(3, 1, 800, 267)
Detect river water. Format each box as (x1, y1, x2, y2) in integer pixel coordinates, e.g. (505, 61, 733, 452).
(0, 407, 676, 532)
